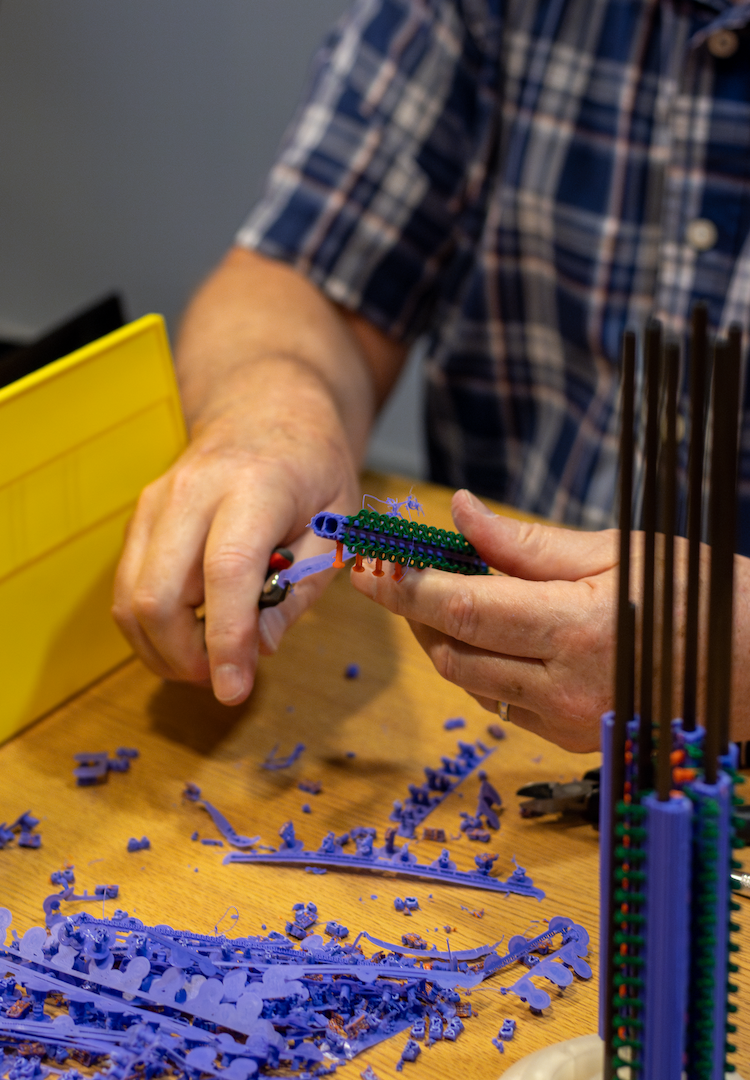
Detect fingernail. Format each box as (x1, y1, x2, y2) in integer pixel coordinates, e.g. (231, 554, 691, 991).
(213, 663, 246, 704)
(463, 489, 495, 516)
(258, 606, 285, 653)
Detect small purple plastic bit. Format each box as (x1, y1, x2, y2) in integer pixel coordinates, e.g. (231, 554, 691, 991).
(444, 717, 466, 730)
(261, 743, 306, 770)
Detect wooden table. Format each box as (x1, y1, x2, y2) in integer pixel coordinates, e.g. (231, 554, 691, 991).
(2, 473, 748, 1076)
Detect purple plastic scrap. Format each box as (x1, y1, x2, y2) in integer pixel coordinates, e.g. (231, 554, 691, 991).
(345, 664, 360, 679)
(360, 1067, 380, 1080)
(1, 896, 552, 1077)
(324, 921, 348, 939)
(50, 868, 75, 886)
(224, 828, 544, 900)
(497, 1018, 516, 1040)
(476, 771, 502, 830)
(494, 921, 592, 1012)
(390, 741, 496, 837)
(443, 717, 466, 730)
(396, 1039, 421, 1071)
(276, 546, 356, 589)
(73, 750, 140, 785)
(298, 780, 322, 795)
(126, 837, 150, 853)
(0, 813, 42, 851)
(17, 833, 41, 849)
(261, 743, 306, 770)
(183, 786, 260, 849)
(73, 752, 109, 785)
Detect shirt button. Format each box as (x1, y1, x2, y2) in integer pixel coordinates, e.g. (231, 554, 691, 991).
(707, 29, 739, 57)
(686, 218, 718, 251)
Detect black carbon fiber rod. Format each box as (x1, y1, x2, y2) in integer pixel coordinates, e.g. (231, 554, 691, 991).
(682, 303, 708, 732)
(638, 321, 661, 793)
(657, 342, 678, 801)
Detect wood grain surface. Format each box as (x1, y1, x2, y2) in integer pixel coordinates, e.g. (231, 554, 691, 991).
(2, 472, 748, 1077)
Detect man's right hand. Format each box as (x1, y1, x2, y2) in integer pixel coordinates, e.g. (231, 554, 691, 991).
(112, 248, 407, 704)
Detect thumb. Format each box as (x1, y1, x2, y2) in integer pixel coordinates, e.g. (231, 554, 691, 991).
(451, 489, 618, 582)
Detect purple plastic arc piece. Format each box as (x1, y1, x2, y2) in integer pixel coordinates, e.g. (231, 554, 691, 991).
(262, 743, 306, 770)
(223, 839, 545, 899)
(193, 797, 260, 848)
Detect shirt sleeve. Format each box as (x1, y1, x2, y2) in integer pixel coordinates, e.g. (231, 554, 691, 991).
(235, 0, 500, 343)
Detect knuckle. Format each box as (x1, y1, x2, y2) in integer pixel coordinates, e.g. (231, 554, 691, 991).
(517, 520, 548, 553)
(204, 544, 256, 586)
(168, 461, 204, 503)
(110, 599, 135, 633)
(443, 586, 480, 643)
(130, 585, 167, 625)
(432, 639, 462, 685)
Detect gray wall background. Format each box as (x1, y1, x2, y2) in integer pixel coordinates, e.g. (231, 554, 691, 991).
(0, 0, 425, 478)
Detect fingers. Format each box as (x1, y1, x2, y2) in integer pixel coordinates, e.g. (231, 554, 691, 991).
(114, 441, 358, 704)
(406, 618, 548, 710)
(201, 492, 282, 702)
(451, 489, 618, 581)
(350, 558, 594, 659)
(122, 476, 220, 682)
(113, 477, 206, 682)
(408, 620, 601, 751)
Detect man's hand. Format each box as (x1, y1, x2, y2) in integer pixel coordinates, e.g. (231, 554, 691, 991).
(112, 248, 407, 705)
(113, 373, 360, 704)
(350, 489, 622, 752)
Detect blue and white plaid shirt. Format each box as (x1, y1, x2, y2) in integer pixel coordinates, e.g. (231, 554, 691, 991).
(237, 0, 750, 550)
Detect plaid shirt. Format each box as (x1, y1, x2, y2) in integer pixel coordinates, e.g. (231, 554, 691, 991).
(237, 0, 750, 549)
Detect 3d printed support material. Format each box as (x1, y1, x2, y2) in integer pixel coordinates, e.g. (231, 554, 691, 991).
(0, 902, 590, 1079)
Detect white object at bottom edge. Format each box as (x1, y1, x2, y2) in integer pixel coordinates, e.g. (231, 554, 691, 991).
(498, 1035, 744, 1080)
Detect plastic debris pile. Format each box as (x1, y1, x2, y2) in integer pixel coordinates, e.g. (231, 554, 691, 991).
(0, 904, 591, 1078)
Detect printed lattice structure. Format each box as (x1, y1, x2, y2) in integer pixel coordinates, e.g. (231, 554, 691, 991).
(309, 508, 489, 575)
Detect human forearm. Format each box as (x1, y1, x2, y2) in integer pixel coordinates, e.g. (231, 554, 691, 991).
(175, 246, 405, 462)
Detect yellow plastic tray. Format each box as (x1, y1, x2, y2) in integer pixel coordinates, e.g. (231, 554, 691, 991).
(0, 314, 187, 743)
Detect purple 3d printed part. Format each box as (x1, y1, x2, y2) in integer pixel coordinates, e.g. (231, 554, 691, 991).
(390, 740, 496, 837)
(183, 786, 260, 849)
(224, 824, 544, 900)
(126, 837, 150, 853)
(443, 717, 466, 730)
(3, 896, 582, 1077)
(73, 751, 139, 785)
(261, 743, 306, 771)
